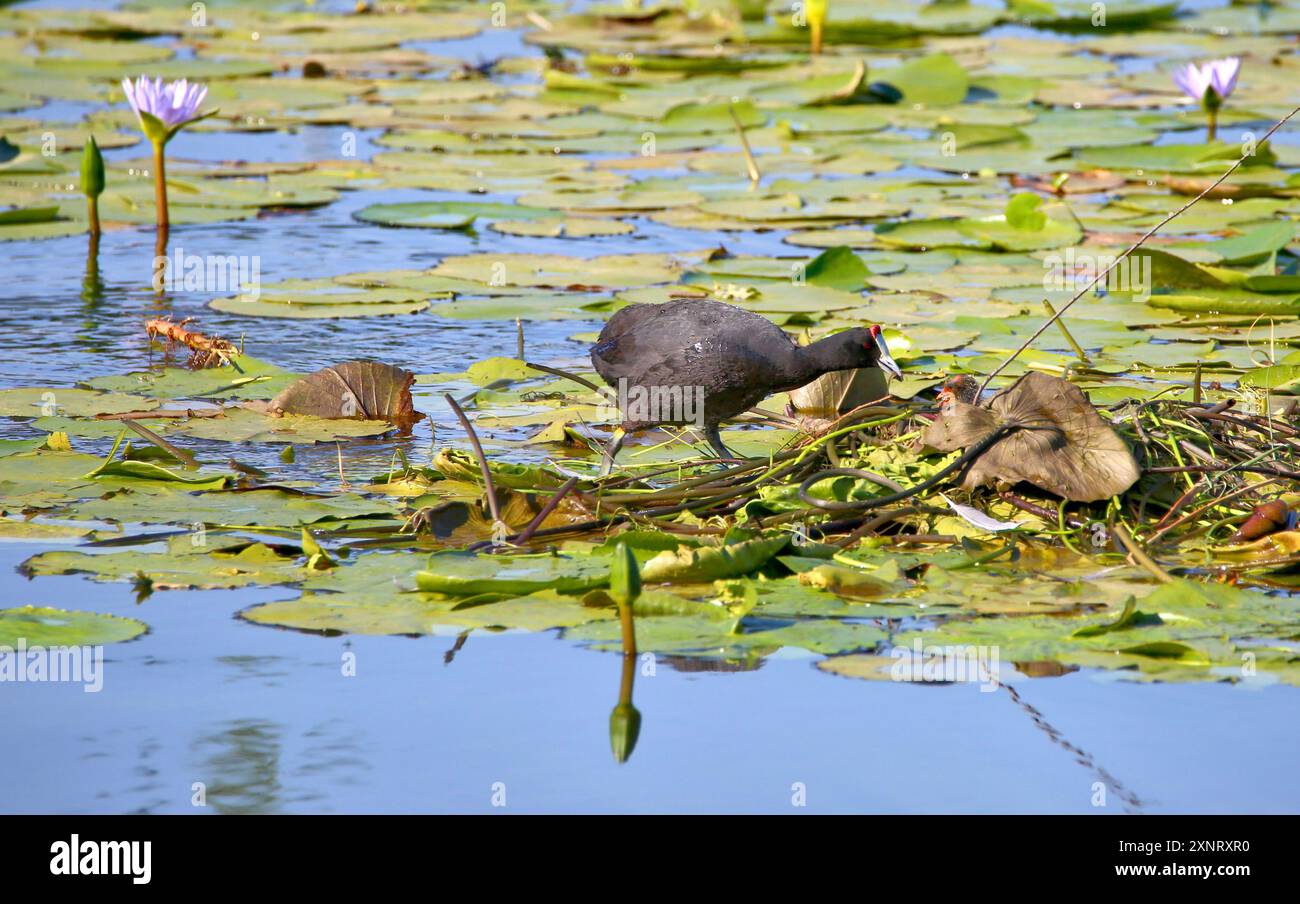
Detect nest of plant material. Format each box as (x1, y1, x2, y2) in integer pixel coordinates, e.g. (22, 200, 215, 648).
(1107, 397, 1300, 548)
(261, 360, 422, 430)
(381, 364, 1300, 571)
(915, 371, 1141, 502)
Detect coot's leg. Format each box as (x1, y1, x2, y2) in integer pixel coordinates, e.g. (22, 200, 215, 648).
(704, 425, 736, 463)
(598, 427, 626, 477)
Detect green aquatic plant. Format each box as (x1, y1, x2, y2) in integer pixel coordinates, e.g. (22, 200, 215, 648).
(608, 543, 642, 764)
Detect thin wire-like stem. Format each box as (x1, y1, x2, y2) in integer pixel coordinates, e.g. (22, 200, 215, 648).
(979, 104, 1300, 397)
(524, 361, 602, 393)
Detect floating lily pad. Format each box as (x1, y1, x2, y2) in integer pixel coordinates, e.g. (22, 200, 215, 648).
(0, 388, 157, 419)
(416, 550, 608, 596)
(210, 279, 429, 319)
(354, 200, 556, 229)
(70, 487, 399, 529)
(0, 606, 146, 647)
(173, 408, 398, 444)
(23, 537, 306, 591)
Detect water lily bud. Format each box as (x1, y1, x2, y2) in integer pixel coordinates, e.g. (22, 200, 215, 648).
(609, 541, 641, 607)
(609, 702, 641, 764)
(80, 135, 104, 198)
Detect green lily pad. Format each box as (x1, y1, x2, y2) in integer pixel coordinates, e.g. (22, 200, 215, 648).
(354, 200, 556, 229)
(173, 408, 398, 444)
(641, 535, 790, 583)
(208, 278, 430, 319)
(83, 357, 297, 401)
(69, 487, 399, 529)
(0, 388, 157, 418)
(240, 584, 613, 636)
(22, 537, 306, 591)
(0, 606, 146, 647)
(883, 53, 969, 107)
(415, 550, 609, 596)
(875, 210, 1083, 252)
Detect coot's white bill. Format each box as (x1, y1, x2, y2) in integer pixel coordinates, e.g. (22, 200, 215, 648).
(874, 330, 902, 380)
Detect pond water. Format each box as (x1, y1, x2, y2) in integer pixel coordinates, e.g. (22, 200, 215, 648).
(2, 0, 1299, 813)
(5, 539, 1298, 814)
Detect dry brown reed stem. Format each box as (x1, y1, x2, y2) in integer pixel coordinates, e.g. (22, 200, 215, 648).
(444, 393, 501, 526)
(511, 477, 580, 547)
(145, 318, 238, 367)
(1111, 522, 1175, 583)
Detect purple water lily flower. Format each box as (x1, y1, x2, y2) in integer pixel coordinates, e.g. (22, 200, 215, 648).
(1173, 57, 1240, 106)
(121, 76, 209, 134)
(1172, 57, 1240, 143)
(121, 76, 215, 232)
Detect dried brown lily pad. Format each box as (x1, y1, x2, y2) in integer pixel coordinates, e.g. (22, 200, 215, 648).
(263, 360, 421, 429)
(789, 367, 889, 418)
(916, 372, 1139, 502)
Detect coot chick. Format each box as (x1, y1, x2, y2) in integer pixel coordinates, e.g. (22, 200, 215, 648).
(590, 298, 900, 466)
(936, 375, 980, 413)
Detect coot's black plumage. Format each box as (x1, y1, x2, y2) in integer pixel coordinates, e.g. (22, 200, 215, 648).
(591, 298, 900, 464)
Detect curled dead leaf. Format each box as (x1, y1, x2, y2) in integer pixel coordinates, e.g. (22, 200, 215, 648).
(916, 372, 1139, 502)
(264, 360, 422, 429)
(789, 367, 889, 418)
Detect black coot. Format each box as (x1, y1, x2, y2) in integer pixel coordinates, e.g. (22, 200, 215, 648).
(590, 299, 900, 464)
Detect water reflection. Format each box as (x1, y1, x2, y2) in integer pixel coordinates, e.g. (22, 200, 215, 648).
(662, 655, 766, 674)
(192, 718, 284, 814)
(81, 232, 102, 308)
(443, 630, 470, 665)
(608, 602, 642, 764)
(1002, 681, 1145, 814)
(190, 711, 368, 814)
